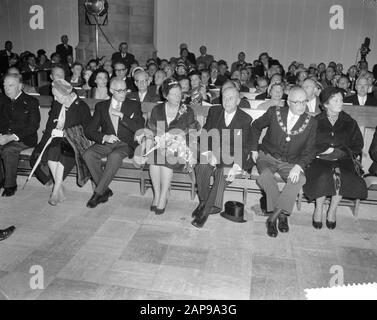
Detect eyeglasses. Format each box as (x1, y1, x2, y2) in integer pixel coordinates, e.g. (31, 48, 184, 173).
(135, 79, 148, 84)
(112, 88, 127, 94)
(289, 99, 308, 106)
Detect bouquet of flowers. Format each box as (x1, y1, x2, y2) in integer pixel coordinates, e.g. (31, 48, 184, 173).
(144, 132, 196, 172)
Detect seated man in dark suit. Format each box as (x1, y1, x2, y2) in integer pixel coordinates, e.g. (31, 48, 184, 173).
(212, 80, 250, 108)
(251, 87, 317, 238)
(0, 75, 40, 196)
(56, 35, 73, 64)
(126, 70, 160, 103)
(111, 42, 136, 70)
(302, 78, 322, 115)
(83, 78, 144, 208)
(191, 87, 253, 228)
(344, 76, 377, 106)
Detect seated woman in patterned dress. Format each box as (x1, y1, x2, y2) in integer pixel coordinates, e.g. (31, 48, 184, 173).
(143, 79, 200, 215)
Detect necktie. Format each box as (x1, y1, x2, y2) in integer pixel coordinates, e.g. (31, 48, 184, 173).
(110, 101, 121, 134)
(287, 114, 298, 134)
(225, 113, 232, 126)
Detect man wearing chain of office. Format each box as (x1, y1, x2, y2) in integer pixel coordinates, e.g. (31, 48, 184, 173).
(250, 87, 317, 238)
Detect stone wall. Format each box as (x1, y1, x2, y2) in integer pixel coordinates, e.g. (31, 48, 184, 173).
(76, 0, 155, 66)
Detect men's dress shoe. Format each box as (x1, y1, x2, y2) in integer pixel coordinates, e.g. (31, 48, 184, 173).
(105, 188, 113, 198)
(191, 212, 209, 229)
(278, 213, 289, 233)
(266, 218, 278, 238)
(0, 226, 16, 241)
(86, 192, 109, 208)
(150, 205, 157, 212)
(312, 220, 323, 229)
(155, 207, 166, 215)
(191, 202, 205, 218)
(2, 186, 17, 197)
(326, 220, 336, 230)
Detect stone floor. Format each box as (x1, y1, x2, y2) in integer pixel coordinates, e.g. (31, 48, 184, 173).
(0, 176, 376, 300)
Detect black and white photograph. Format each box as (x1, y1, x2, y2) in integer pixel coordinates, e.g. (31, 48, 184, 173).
(0, 0, 377, 303)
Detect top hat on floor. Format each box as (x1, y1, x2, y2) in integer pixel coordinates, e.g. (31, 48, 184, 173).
(220, 201, 247, 223)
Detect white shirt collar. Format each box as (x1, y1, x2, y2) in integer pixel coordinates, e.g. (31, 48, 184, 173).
(358, 95, 367, 105)
(288, 109, 299, 119)
(307, 97, 316, 113)
(224, 109, 237, 125)
(12, 91, 22, 101)
(139, 90, 147, 102)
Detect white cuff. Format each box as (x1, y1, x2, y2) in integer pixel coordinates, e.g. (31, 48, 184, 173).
(12, 134, 20, 141)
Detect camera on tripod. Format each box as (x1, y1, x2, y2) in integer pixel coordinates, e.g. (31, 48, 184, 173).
(360, 37, 371, 61)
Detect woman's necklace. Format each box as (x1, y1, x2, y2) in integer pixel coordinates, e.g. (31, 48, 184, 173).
(327, 112, 339, 126)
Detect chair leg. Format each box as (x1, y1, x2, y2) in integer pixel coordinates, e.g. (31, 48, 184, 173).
(297, 190, 303, 211)
(140, 171, 146, 195)
(243, 188, 248, 204)
(353, 199, 360, 219)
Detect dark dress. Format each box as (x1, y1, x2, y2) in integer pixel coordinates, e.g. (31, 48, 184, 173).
(147, 103, 200, 170)
(31, 97, 92, 184)
(303, 111, 368, 201)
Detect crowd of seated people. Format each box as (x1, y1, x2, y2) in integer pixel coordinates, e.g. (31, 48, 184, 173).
(1, 36, 377, 241)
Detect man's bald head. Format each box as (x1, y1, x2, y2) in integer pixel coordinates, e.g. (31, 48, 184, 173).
(3, 74, 22, 99)
(288, 87, 308, 116)
(110, 78, 127, 103)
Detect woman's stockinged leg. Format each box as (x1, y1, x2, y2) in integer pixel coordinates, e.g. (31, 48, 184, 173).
(327, 195, 342, 222)
(313, 196, 326, 222)
(149, 165, 161, 207)
(157, 166, 173, 210)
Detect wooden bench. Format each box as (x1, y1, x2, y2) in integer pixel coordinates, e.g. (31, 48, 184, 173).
(16, 96, 377, 218)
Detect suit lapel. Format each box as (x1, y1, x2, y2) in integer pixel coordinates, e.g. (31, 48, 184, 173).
(291, 112, 308, 132)
(280, 106, 289, 127)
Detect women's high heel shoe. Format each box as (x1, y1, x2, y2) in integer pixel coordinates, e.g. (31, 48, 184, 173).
(48, 195, 59, 206)
(326, 220, 336, 230)
(155, 199, 168, 215)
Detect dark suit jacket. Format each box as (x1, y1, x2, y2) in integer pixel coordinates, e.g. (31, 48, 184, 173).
(344, 93, 377, 106)
(111, 52, 136, 68)
(251, 106, 317, 169)
(369, 126, 377, 175)
(0, 92, 40, 147)
(126, 87, 160, 103)
(56, 44, 73, 63)
(200, 105, 253, 169)
(85, 98, 144, 155)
